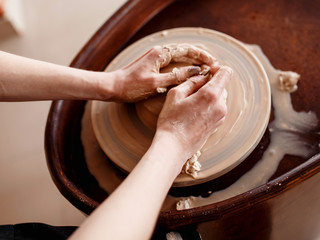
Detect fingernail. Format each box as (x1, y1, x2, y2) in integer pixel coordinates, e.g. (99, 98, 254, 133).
(187, 66, 201, 76)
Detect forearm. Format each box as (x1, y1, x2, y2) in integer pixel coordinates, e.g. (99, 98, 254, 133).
(0, 51, 115, 101)
(70, 131, 185, 240)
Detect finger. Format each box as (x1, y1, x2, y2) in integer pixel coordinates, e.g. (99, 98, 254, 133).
(124, 45, 164, 69)
(200, 66, 232, 95)
(163, 43, 220, 70)
(181, 44, 221, 73)
(168, 74, 210, 99)
(157, 66, 201, 86)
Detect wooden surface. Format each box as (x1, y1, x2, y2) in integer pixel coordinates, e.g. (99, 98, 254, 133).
(45, 0, 320, 238)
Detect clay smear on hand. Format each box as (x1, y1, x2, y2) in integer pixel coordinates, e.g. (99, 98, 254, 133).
(159, 43, 219, 69)
(155, 43, 220, 93)
(174, 45, 318, 210)
(157, 44, 227, 179)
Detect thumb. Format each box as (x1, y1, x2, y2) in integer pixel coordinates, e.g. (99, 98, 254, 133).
(156, 66, 201, 87)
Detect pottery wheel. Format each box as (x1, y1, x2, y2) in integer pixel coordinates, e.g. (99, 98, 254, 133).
(91, 28, 271, 187)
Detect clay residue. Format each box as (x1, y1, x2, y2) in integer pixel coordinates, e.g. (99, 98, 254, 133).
(278, 71, 300, 92)
(156, 87, 167, 93)
(176, 198, 192, 210)
(173, 44, 319, 210)
(157, 43, 219, 70)
(166, 232, 183, 240)
(182, 151, 202, 178)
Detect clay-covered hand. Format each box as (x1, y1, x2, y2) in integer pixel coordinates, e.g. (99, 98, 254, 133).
(156, 66, 232, 166)
(108, 44, 219, 102)
(160, 43, 220, 72)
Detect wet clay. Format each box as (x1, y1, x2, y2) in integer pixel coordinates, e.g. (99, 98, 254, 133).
(90, 28, 271, 187)
(83, 39, 318, 210)
(173, 44, 318, 210)
(85, 28, 319, 210)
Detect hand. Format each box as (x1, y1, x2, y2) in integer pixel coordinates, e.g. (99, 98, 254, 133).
(106, 44, 219, 102)
(156, 66, 232, 165)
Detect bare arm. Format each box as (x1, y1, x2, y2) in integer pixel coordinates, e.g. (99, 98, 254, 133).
(0, 45, 210, 102)
(70, 66, 232, 240)
(0, 45, 228, 239)
(0, 51, 105, 101)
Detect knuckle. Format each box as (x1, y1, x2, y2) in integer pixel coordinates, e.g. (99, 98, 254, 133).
(168, 87, 183, 99)
(215, 102, 227, 119)
(151, 45, 163, 54)
(202, 89, 219, 102)
(147, 46, 163, 59)
(167, 87, 178, 97)
(150, 80, 158, 89)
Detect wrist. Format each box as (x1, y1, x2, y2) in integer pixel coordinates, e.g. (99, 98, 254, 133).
(64, 69, 108, 101)
(148, 130, 188, 175)
(93, 71, 118, 101)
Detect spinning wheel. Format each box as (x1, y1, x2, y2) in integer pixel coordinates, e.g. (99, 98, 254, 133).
(91, 28, 271, 186)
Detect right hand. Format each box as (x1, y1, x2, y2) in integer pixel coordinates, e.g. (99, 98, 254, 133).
(156, 66, 232, 166)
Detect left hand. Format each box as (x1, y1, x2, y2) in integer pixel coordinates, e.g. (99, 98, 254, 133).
(106, 44, 219, 102)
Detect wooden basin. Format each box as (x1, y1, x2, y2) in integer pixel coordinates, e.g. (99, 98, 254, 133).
(45, 0, 320, 238)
